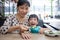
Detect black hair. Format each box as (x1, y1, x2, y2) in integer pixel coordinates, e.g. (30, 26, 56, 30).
(28, 14, 38, 21)
(17, 0, 30, 7)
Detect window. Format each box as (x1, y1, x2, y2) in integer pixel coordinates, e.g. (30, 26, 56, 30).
(4, 0, 59, 19)
(4, 1, 17, 16)
(28, 0, 57, 20)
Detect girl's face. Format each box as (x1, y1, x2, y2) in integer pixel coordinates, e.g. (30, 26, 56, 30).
(28, 18, 38, 26)
(17, 4, 29, 17)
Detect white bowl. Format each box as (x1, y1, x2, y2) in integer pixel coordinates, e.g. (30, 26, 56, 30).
(44, 30, 59, 37)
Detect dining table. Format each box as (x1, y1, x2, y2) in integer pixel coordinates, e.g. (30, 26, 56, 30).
(0, 33, 60, 40)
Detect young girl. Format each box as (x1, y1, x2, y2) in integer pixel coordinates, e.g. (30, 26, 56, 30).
(28, 14, 48, 34)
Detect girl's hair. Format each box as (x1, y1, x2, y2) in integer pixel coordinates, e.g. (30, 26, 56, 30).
(17, 0, 30, 7)
(28, 14, 38, 21)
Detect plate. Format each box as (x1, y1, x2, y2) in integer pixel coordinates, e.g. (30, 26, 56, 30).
(44, 30, 60, 37)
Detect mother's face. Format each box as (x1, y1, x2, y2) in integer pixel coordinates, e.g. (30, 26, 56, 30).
(17, 4, 29, 17)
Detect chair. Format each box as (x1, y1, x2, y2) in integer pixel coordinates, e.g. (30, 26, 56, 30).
(0, 17, 6, 27)
(37, 19, 47, 28)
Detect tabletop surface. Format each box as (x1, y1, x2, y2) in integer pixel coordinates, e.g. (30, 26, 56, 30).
(0, 33, 60, 40)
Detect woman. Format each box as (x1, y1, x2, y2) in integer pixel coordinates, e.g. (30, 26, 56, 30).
(0, 0, 31, 39)
(11, 0, 18, 3)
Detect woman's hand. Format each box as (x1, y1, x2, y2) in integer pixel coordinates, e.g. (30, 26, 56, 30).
(20, 32, 31, 40)
(19, 25, 29, 32)
(19, 25, 31, 39)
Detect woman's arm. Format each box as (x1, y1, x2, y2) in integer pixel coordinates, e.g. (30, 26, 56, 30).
(7, 26, 20, 33)
(0, 15, 20, 34)
(7, 25, 28, 33)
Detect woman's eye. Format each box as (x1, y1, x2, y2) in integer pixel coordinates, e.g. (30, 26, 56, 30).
(20, 7, 24, 9)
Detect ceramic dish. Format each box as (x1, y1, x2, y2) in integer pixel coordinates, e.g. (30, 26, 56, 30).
(44, 30, 60, 37)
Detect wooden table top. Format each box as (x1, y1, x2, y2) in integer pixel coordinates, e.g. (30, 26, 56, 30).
(0, 33, 60, 40)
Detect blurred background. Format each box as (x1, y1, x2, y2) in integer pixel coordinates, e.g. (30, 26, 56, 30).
(0, 0, 60, 19)
(0, 0, 60, 29)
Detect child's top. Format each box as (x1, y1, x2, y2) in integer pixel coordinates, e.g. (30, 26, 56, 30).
(29, 26, 41, 33)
